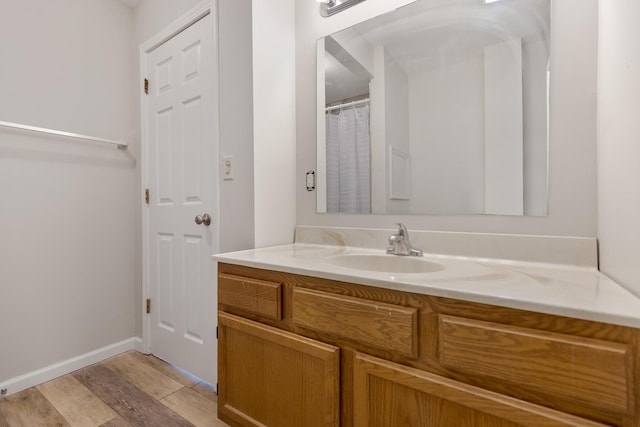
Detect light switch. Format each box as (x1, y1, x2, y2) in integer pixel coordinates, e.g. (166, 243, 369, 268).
(306, 170, 315, 191)
(223, 155, 234, 181)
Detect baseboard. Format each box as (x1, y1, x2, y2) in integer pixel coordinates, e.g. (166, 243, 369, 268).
(132, 336, 146, 353)
(0, 337, 143, 397)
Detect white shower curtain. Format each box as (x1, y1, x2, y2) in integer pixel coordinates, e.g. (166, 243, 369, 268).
(326, 104, 371, 214)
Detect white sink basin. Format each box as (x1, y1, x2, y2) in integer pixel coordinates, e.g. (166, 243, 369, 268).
(328, 254, 444, 274)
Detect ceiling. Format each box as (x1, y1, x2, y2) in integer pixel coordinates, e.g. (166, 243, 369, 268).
(118, 0, 141, 8)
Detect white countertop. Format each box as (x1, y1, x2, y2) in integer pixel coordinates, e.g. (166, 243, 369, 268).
(213, 243, 640, 329)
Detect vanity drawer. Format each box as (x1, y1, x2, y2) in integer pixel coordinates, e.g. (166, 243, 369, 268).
(219, 273, 282, 320)
(292, 288, 418, 357)
(438, 315, 633, 414)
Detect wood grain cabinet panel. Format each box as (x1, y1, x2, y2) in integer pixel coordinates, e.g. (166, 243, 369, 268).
(292, 287, 418, 357)
(218, 264, 640, 427)
(218, 312, 340, 427)
(218, 273, 282, 320)
(353, 352, 608, 427)
(438, 315, 633, 415)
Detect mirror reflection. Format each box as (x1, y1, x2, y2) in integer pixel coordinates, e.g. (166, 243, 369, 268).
(317, 0, 550, 216)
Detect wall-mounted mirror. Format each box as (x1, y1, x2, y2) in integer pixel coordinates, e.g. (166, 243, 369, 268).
(316, 0, 550, 216)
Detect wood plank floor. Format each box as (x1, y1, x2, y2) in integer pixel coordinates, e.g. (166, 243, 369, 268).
(0, 351, 229, 427)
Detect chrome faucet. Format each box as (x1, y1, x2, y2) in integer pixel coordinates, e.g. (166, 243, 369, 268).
(386, 223, 423, 256)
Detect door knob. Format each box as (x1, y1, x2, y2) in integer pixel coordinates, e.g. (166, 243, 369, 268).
(194, 213, 211, 226)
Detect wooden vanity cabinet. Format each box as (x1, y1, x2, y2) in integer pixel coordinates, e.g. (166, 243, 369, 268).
(218, 312, 340, 427)
(218, 263, 640, 427)
(352, 353, 607, 427)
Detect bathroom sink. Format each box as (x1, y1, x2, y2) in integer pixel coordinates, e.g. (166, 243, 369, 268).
(328, 254, 444, 274)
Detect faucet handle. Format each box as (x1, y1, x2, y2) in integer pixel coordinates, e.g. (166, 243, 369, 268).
(388, 223, 423, 257)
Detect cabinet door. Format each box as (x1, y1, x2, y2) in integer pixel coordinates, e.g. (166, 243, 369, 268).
(218, 312, 340, 427)
(353, 353, 607, 427)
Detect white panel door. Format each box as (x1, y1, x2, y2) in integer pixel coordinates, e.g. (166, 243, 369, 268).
(146, 13, 218, 385)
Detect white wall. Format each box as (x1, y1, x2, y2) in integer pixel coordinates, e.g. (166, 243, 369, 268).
(369, 44, 385, 214)
(218, 0, 255, 253)
(483, 40, 524, 216)
(0, 0, 136, 382)
(0, 0, 248, 383)
(297, 0, 598, 237)
(409, 56, 485, 215)
(382, 47, 411, 214)
(597, 0, 640, 297)
(253, 0, 296, 247)
(133, 0, 203, 44)
(522, 40, 549, 216)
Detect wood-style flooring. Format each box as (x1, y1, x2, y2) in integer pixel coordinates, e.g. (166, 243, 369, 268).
(0, 351, 229, 427)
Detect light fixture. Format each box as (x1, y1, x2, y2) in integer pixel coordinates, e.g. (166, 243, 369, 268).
(318, 0, 367, 17)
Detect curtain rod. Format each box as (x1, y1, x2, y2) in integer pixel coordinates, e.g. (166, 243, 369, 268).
(0, 120, 128, 150)
(325, 97, 370, 112)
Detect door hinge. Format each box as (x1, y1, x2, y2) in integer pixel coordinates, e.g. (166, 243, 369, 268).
(216, 383, 219, 395)
(144, 78, 149, 95)
(146, 298, 151, 314)
(216, 326, 219, 339)
(145, 188, 150, 204)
